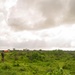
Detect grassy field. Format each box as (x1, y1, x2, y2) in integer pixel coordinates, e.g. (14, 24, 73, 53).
(0, 50, 75, 75)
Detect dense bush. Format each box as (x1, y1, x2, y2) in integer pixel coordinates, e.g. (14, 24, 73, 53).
(0, 50, 75, 75)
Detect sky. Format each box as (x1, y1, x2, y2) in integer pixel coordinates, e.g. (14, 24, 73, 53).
(0, 0, 75, 50)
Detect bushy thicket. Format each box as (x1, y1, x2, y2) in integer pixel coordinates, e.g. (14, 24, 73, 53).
(0, 50, 75, 75)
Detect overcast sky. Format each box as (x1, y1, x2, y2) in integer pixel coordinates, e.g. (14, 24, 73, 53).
(0, 0, 75, 50)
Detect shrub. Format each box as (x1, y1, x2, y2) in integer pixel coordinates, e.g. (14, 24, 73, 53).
(1, 64, 11, 70)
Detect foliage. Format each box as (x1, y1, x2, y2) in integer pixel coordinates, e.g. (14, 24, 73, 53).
(0, 50, 75, 75)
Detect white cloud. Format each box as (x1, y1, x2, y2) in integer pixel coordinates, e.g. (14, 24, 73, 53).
(7, 0, 63, 30)
(1, 24, 75, 50)
(4, 0, 18, 10)
(7, 0, 75, 31)
(0, 0, 75, 50)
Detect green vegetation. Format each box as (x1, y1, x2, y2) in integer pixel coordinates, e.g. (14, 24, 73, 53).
(0, 50, 75, 75)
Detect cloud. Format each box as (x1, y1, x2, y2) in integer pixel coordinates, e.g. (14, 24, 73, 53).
(12, 40, 46, 49)
(7, 0, 46, 31)
(0, 24, 75, 49)
(1, 0, 75, 50)
(63, 0, 75, 24)
(1, 0, 75, 31)
(7, 0, 70, 31)
(0, 0, 5, 9)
